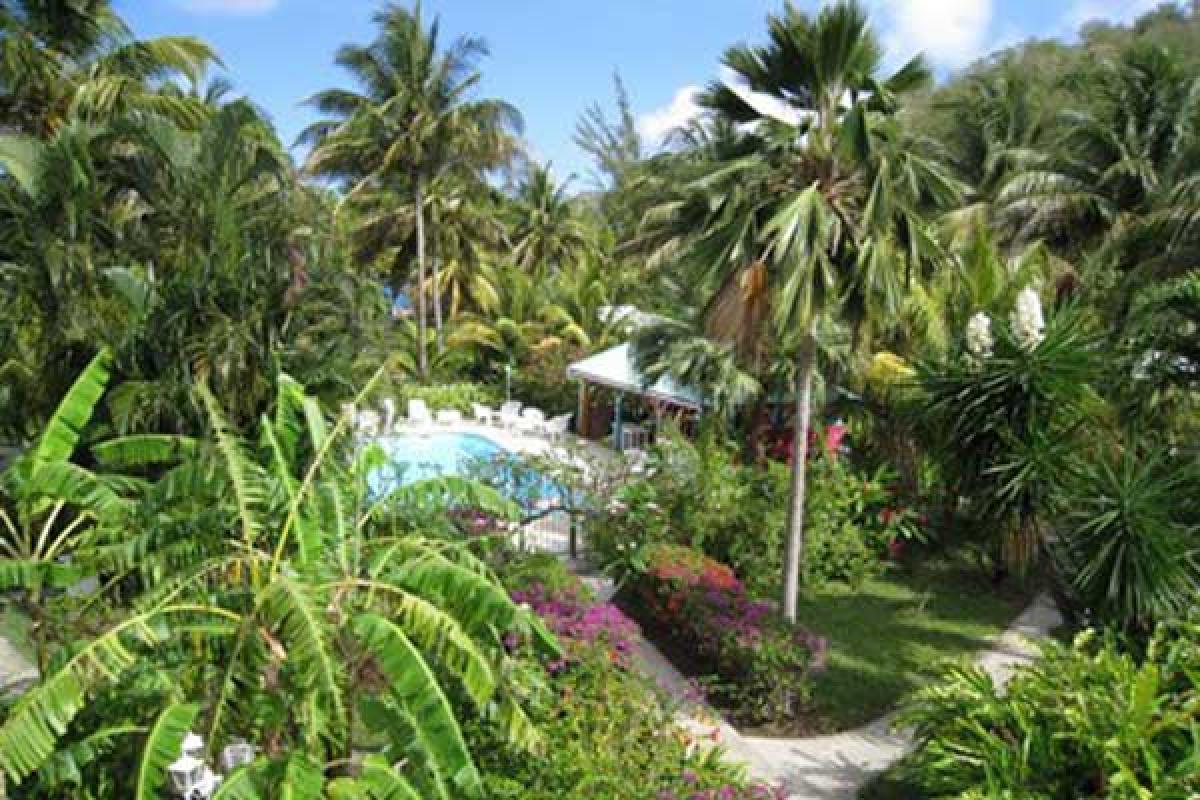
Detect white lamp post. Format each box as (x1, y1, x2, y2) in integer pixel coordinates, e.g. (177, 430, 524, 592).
(220, 740, 256, 772)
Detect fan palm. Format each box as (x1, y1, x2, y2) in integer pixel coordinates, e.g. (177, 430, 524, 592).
(996, 43, 1200, 302)
(655, 0, 956, 618)
(302, 1, 522, 377)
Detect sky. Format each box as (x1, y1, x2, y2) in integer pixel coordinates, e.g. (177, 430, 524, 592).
(115, 0, 1179, 184)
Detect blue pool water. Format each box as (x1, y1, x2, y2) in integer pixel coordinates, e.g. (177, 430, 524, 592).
(376, 432, 504, 485)
(371, 432, 565, 506)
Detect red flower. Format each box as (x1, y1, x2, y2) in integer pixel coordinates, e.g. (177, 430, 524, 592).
(823, 424, 847, 458)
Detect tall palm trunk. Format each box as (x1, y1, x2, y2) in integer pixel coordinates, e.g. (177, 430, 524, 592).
(414, 174, 428, 379)
(782, 317, 818, 621)
(431, 252, 444, 351)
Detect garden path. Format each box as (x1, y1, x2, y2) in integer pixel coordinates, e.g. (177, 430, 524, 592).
(0, 634, 36, 697)
(580, 568, 1063, 800)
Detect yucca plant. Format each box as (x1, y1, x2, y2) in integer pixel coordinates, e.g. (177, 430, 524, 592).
(1051, 443, 1199, 632)
(916, 302, 1100, 572)
(0, 367, 557, 798)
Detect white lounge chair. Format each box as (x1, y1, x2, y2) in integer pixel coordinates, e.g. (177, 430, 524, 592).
(499, 401, 522, 429)
(544, 413, 572, 441)
(472, 402, 497, 425)
(517, 407, 545, 435)
(436, 409, 464, 426)
(407, 398, 433, 428)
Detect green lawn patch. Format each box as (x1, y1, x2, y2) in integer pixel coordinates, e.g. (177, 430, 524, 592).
(792, 555, 1032, 733)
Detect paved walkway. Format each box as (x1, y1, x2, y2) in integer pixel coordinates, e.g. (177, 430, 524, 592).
(0, 634, 37, 697)
(612, 581, 1063, 800)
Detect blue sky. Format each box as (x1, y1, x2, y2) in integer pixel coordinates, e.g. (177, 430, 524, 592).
(116, 0, 1177, 183)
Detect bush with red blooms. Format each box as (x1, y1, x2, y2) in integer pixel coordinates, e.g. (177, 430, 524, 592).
(628, 543, 827, 725)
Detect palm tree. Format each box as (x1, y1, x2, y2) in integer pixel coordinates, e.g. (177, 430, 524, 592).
(664, 1, 956, 618)
(302, 2, 522, 377)
(997, 43, 1200, 299)
(0, 0, 217, 135)
(507, 163, 595, 278)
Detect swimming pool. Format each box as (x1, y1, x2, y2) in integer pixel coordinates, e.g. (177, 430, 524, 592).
(370, 432, 565, 506)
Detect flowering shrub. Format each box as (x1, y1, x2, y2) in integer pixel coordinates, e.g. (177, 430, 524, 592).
(511, 580, 639, 669)
(587, 477, 672, 584)
(628, 543, 827, 725)
(479, 554, 785, 800)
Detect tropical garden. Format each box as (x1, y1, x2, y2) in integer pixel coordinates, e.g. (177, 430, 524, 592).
(0, 0, 1197, 797)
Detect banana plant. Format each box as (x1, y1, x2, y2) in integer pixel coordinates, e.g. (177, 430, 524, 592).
(0, 348, 144, 671)
(0, 367, 557, 798)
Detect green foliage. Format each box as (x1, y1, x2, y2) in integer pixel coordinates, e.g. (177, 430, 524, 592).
(918, 302, 1099, 570)
(472, 562, 775, 800)
(0, 368, 549, 797)
(135, 703, 199, 800)
(392, 382, 501, 415)
(588, 431, 917, 596)
(893, 620, 1200, 798)
(1052, 444, 1199, 632)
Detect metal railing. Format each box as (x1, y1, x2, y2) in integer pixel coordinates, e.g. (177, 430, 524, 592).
(515, 508, 585, 558)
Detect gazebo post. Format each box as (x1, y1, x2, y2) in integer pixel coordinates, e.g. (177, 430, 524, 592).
(612, 392, 624, 450)
(577, 382, 588, 438)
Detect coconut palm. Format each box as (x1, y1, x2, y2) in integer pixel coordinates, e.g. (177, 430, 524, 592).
(656, 0, 957, 618)
(507, 163, 595, 278)
(302, 2, 522, 377)
(997, 43, 1200, 297)
(0, 0, 217, 136)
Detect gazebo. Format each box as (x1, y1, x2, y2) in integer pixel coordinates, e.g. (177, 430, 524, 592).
(566, 343, 703, 450)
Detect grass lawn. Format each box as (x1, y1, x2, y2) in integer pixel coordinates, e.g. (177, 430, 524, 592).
(792, 553, 1033, 733)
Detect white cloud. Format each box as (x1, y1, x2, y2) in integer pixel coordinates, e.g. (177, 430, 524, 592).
(636, 85, 703, 145)
(174, 0, 279, 14)
(859, 0, 995, 69)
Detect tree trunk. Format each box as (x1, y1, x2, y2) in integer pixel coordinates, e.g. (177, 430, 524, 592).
(782, 318, 818, 622)
(414, 175, 428, 380)
(431, 253, 444, 351)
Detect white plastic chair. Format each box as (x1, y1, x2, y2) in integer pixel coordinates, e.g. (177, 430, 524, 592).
(544, 413, 572, 441)
(407, 398, 433, 428)
(436, 409, 464, 426)
(499, 401, 522, 429)
(381, 398, 396, 434)
(518, 407, 545, 435)
(356, 410, 381, 437)
(625, 447, 649, 474)
(472, 402, 497, 425)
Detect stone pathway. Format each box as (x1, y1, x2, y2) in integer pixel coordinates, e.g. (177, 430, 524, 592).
(598, 573, 1063, 800)
(0, 634, 37, 697)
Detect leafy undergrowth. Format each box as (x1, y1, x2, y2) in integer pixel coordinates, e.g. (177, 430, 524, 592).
(790, 553, 1033, 733)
